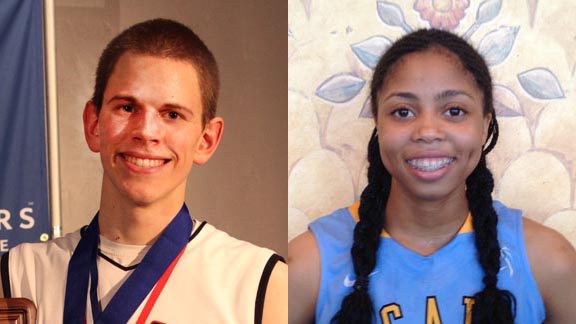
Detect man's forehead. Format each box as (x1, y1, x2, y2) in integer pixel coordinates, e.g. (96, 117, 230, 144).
(106, 52, 200, 89)
(113, 51, 200, 75)
(102, 53, 202, 108)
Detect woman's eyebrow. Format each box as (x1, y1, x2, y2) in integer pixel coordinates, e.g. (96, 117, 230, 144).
(434, 89, 474, 101)
(382, 89, 474, 102)
(383, 91, 418, 101)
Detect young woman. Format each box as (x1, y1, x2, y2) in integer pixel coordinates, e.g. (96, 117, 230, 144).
(289, 29, 576, 324)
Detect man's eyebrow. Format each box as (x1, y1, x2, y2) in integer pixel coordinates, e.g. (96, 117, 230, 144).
(163, 103, 194, 115)
(106, 95, 137, 105)
(106, 96, 194, 114)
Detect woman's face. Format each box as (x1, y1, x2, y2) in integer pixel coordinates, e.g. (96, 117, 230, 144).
(376, 48, 491, 202)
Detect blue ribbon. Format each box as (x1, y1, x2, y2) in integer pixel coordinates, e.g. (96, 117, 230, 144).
(63, 205, 192, 324)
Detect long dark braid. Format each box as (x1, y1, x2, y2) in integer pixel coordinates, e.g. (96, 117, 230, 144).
(332, 29, 515, 324)
(467, 154, 516, 323)
(331, 129, 391, 324)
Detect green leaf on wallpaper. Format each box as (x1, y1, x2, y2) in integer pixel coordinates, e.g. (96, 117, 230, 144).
(316, 73, 366, 104)
(478, 26, 519, 66)
(518, 68, 565, 100)
(351, 36, 392, 70)
(376, 1, 412, 33)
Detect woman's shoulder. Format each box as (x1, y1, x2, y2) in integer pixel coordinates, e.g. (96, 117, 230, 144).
(493, 202, 576, 322)
(523, 214, 576, 322)
(523, 216, 576, 278)
(289, 231, 320, 269)
(288, 231, 320, 324)
(308, 204, 358, 239)
(289, 203, 358, 275)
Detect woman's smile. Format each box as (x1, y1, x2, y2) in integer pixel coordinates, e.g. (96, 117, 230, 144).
(406, 157, 455, 172)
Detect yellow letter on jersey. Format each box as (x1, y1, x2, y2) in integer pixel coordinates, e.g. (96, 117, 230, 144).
(380, 303, 402, 324)
(426, 297, 442, 324)
(462, 297, 475, 324)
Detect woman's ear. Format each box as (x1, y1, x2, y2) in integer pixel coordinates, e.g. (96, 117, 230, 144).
(483, 112, 493, 144)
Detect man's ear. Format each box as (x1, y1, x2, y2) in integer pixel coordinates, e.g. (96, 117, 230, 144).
(193, 117, 224, 165)
(83, 101, 101, 153)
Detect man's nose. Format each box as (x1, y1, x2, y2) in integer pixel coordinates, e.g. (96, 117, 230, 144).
(131, 110, 164, 143)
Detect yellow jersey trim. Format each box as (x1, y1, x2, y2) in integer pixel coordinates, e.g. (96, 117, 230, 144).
(347, 202, 473, 238)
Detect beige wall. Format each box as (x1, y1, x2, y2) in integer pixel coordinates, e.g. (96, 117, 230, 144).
(289, 0, 576, 247)
(54, 0, 287, 256)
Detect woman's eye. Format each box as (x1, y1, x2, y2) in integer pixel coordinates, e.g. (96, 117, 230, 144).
(392, 108, 414, 118)
(445, 107, 465, 117)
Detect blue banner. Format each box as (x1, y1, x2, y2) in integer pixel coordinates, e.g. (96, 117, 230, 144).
(0, 0, 50, 253)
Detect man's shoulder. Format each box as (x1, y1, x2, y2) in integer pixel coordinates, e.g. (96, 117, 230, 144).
(10, 229, 81, 260)
(189, 221, 276, 260)
(175, 221, 282, 300)
(2, 230, 82, 300)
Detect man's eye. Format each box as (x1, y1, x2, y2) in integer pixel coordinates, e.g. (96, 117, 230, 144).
(392, 108, 414, 118)
(167, 111, 180, 119)
(121, 105, 134, 112)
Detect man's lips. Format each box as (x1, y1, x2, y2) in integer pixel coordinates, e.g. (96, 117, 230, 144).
(122, 154, 169, 168)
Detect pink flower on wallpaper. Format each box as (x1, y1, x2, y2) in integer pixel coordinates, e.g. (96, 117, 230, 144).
(414, 0, 470, 30)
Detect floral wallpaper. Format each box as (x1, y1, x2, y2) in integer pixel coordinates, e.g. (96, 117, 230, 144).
(288, 0, 576, 247)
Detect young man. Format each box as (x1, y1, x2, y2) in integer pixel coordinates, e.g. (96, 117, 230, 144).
(0, 19, 286, 323)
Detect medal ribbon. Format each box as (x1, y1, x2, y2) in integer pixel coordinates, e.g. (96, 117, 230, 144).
(63, 205, 192, 324)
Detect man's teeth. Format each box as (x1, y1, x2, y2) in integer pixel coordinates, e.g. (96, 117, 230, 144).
(407, 157, 454, 172)
(125, 155, 164, 168)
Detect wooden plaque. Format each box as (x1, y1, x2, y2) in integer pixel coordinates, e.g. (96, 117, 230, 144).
(0, 298, 36, 324)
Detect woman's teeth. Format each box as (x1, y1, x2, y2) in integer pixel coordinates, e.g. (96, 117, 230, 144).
(407, 157, 454, 172)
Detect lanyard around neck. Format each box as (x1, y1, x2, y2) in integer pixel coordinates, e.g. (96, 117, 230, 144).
(63, 205, 192, 324)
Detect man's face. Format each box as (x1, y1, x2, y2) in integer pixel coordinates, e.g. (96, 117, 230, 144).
(83, 52, 223, 207)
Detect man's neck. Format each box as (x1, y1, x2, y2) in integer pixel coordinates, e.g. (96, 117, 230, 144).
(97, 195, 185, 245)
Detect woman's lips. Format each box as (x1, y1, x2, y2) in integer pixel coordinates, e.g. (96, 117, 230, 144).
(406, 157, 455, 172)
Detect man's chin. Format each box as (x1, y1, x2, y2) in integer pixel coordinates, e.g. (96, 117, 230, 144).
(121, 190, 161, 207)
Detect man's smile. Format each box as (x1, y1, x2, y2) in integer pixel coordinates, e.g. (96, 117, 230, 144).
(122, 153, 169, 169)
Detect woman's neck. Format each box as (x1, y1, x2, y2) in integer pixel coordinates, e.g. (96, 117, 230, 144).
(384, 185, 469, 255)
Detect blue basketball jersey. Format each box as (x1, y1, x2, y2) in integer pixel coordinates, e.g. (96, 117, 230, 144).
(309, 201, 545, 324)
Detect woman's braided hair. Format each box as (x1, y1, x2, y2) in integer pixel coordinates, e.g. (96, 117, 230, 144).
(331, 29, 515, 324)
